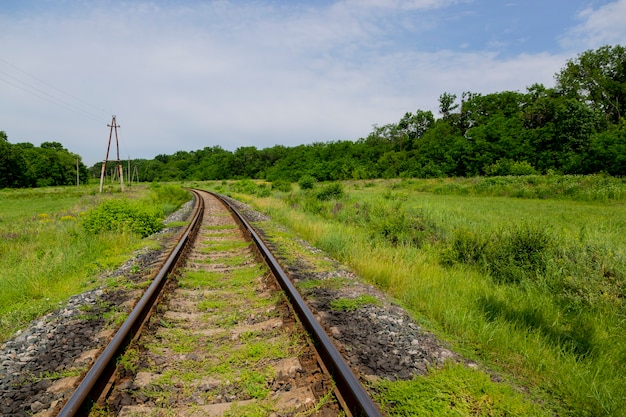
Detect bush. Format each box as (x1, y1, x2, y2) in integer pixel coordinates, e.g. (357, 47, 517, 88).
(230, 179, 258, 195)
(486, 223, 552, 284)
(442, 223, 553, 284)
(272, 180, 292, 193)
(316, 183, 344, 201)
(82, 199, 163, 237)
(298, 175, 317, 190)
(256, 184, 272, 197)
(441, 228, 489, 266)
(485, 159, 538, 176)
(149, 183, 191, 216)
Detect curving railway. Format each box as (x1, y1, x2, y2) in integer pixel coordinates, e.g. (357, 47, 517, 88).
(59, 189, 381, 416)
(1, 188, 456, 417)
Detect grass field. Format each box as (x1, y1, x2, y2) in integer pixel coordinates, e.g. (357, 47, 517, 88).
(3, 176, 624, 415)
(0, 183, 189, 341)
(201, 175, 626, 417)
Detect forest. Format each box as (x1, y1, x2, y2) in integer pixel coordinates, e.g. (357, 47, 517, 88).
(1, 45, 625, 188)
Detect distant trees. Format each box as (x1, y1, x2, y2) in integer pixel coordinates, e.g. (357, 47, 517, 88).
(0, 133, 87, 188)
(3, 45, 625, 188)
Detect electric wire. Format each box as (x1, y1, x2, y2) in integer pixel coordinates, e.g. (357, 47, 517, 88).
(0, 57, 109, 116)
(0, 72, 103, 122)
(0, 58, 109, 122)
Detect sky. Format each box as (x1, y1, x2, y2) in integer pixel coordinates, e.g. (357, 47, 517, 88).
(1, 0, 625, 166)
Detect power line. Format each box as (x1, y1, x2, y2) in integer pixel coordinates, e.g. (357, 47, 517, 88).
(0, 72, 104, 122)
(0, 58, 109, 122)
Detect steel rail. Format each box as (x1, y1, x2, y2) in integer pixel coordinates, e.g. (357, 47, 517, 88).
(208, 191, 383, 417)
(57, 190, 204, 417)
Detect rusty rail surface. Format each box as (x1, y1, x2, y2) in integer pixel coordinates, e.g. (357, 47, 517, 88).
(209, 191, 382, 417)
(57, 190, 205, 417)
(58, 189, 382, 416)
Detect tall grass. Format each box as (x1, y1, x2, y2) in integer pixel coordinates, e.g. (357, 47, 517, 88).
(0, 184, 191, 341)
(214, 176, 626, 416)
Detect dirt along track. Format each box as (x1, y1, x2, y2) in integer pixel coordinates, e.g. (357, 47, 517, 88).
(106, 191, 342, 416)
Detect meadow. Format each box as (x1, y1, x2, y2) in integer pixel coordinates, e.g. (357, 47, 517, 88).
(203, 175, 626, 417)
(0, 183, 189, 341)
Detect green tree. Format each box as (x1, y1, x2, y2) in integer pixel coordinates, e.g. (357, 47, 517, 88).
(0, 132, 27, 188)
(556, 44, 626, 124)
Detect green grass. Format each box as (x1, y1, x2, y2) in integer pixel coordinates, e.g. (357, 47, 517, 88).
(204, 176, 626, 417)
(374, 362, 552, 416)
(330, 294, 379, 311)
(0, 183, 191, 341)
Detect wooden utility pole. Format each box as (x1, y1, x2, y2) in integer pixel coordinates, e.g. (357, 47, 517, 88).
(99, 115, 125, 192)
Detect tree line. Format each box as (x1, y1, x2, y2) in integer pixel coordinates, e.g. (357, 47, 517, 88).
(105, 45, 625, 183)
(0, 133, 89, 188)
(2, 45, 625, 189)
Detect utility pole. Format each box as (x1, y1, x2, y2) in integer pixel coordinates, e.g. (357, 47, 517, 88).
(99, 115, 125, 193)
(76, 158, 79, 187)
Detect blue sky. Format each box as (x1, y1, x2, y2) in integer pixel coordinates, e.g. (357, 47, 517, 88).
(1, 0, 625, 166)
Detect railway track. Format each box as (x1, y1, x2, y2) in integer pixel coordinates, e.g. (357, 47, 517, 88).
(57, 189, 382, 416)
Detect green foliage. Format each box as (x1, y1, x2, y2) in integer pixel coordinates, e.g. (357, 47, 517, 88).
(488, 223, 553, 284)
(252, 178, 626, 415)
(316, 182, 344, 201)
(443, 223, 552, 284)
(374, 363, 550, 416)
(255, 184, 271, 197)
(82, 198, 163, 237)
(298, 174, 317, 190)
(271, 180, 292, 192)
(0, 185, 153, 341)
(148, 183, 190, 215)
(403, 174, 626, 203)
(229, 179, 273, 197)
(230, 179, 258, 195)
(2, 135, 88, 188)
(485, 159, 538, 176)
(330, 294, 378, 311)
(556, 44, 626, 124)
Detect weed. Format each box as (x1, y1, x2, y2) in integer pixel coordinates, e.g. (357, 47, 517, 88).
(316, 182, 344, 201)
(330, 294, 379, 311)
(374, 363, 550, 416)
(117, 347, 140, 374)
(82, 198, 163, 237)
(298, 174, 317, 190)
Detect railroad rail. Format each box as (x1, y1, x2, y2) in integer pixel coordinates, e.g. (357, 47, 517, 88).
(57, 189, 382, 417)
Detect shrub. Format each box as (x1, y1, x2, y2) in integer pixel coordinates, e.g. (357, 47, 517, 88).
(298, 175, 317, 190)
(485, 159, 538, 176)
(230, 179, 258, 195)
(488, 223, 552, 284)
(271, 180, 292, 193)
(440, 228, 489, 266)
(82, 199, 163, 237)
(316, 183, 344, 201)
(255, 184, 272, 197)
(443, 223, 553, 285)
(149, 183, 190, 216)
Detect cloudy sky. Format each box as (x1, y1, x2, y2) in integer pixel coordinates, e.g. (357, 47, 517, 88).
(1, 0, 625, 166)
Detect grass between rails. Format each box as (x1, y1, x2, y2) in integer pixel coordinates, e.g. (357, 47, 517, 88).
(0, 183, 191, 341)
(198, 176, 626, 417)
(133, 234, 312, 415)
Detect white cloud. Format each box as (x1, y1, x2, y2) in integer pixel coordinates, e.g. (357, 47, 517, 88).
(0, 1, 576, 165)
(560, 0, 626, 50)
